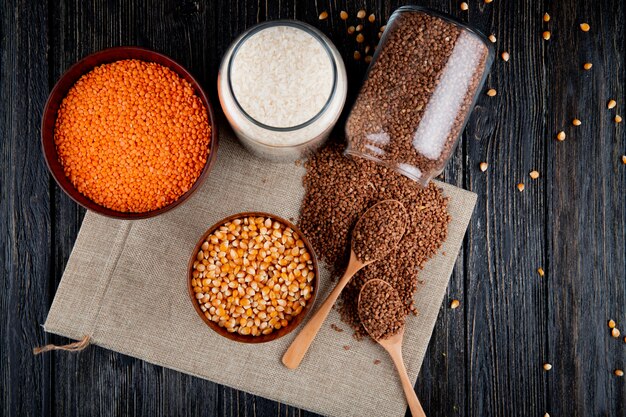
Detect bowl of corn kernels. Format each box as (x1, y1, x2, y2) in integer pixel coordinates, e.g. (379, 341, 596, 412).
(188, 212, 319, 343)
(41, 46, 218, 219)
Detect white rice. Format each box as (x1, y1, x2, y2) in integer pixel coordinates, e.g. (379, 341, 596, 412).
(230, 25, 334, 130)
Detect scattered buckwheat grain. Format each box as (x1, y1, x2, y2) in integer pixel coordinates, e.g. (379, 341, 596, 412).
(299, 144, 451, 339)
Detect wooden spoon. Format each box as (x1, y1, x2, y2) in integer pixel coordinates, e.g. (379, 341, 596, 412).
(358, 279, 426, 417)
(282, 200, 407, 369)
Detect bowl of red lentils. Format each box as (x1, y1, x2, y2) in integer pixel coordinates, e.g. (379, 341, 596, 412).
(188, 213, 319, 343)
(41, 46, 218, 219)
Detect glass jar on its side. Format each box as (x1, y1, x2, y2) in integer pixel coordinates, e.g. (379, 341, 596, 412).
(345, 6, 494, 185)
(218, 20, 348, 161)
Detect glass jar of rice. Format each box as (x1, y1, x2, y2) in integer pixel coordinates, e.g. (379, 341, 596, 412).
(218, 20, 348, 161)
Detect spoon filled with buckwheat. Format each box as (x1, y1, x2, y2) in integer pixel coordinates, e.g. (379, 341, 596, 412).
(358, 278, 426, 417)
(282, 199, 408, 369)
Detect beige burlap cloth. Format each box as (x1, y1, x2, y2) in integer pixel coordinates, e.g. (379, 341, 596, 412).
(44, 129, 476, 417)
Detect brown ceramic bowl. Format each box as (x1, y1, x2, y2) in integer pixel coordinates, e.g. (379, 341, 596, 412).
(188, 212, 319, 343)
(41, 46, 219, 219)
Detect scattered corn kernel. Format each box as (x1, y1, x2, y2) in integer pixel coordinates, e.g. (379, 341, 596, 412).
(615, 115, 622, 123)
(340, 11, 348, 20)
(364, 55, 373, 64)
(543, 13, 550, 22)
(609, 320, 616, 328)
(487, 88, 497, 97)
(583, 62, 592, 70)
(356, 33, 364, 43)
(353, 51, 361, 61)
(485, 0, 493, 3)
(501, 51, 510, 62)
(612, 328, 621, 338)
(450, 299, 460, 309)
(347, 26, 355, 34)
(530, 170, 540, 179)
(368, 14, 375, 23)
(517, 183, 525, 192)
(615, 369, 624, 377)
(608, 99, 617, 109)
(488, 34, 497, 43)
(357, 9, 366, 19)
(460, 2, 469, 11)
(480, 162, 488, 172)
(580, 23, 590, 32)
(543, 363, 552, 371)
(318, 11, 328, 20)
(557, 131, 566, 141)
(622, 155, 626, 164)
(572, 118, 582, 126)
(542, 31, 551, 40)
(537, 267, 545, 277)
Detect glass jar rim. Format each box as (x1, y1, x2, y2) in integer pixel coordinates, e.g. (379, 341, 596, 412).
(226, 20, 339, 132)
(391, 5, 495, 53)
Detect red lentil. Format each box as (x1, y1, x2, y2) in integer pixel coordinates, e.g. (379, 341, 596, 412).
(54, 59, 211, 213)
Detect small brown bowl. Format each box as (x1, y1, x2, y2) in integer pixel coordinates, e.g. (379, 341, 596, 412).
(41, 46, 219, 219)
(188, 212, 319, 343)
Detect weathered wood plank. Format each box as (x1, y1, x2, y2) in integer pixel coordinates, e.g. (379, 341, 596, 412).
(545, 1, 626, 416)
(462, 0, 551, 416)
(0, 1, 51, 416)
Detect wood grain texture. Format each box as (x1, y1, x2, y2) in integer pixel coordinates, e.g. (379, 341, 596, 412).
(1, 0, 625, 416)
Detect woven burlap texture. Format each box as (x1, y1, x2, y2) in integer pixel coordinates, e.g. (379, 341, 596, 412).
(44, 130, 476, 417)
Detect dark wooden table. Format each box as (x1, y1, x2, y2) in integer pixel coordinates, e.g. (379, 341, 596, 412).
(2, 0, 625, 416)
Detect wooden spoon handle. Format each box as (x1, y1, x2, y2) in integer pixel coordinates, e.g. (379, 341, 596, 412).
(387, 346, 427, 417)
(282, 253, 363, 369)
